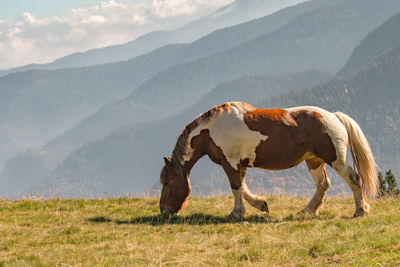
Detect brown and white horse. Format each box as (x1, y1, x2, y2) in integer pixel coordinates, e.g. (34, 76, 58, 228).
(160, 102, 377, 218)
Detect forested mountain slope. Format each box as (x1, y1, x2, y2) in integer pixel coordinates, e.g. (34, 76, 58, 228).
(338, 12, 400, 76)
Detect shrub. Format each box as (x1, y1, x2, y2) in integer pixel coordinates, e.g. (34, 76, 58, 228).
(378, 169, 399, 197)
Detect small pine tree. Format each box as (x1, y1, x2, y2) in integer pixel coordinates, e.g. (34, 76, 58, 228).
(377, 169, 399, 197)
(385, 169, 397, 195)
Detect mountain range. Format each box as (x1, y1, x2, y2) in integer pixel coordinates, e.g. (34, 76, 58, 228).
(1, 0, 399, 198)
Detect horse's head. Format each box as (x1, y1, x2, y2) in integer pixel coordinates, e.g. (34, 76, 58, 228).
(159, 157, 191, 215)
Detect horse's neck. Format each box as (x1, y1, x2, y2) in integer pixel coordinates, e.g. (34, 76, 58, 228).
(173, 121, 210, 175)
(175, 148, 205, 176)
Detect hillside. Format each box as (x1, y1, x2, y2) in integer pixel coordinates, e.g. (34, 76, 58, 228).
(0, 0, 305, 76)
(0, 0, 322, 169)
(0, 196, 399, 265)
(0, 65, 140, 168)
(0, 44, 198, 167)
(338, 12, 400, 76)
(24, 70, 329, 198)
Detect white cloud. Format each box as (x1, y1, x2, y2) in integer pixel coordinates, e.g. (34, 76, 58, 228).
(0, 0, 233, 68)
(84, 15, 106, 24)
(152, 0, 204, 18)
(23, 12, 36, 24)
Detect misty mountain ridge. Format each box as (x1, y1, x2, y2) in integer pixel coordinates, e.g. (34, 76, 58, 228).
(1, 0, 400, 198)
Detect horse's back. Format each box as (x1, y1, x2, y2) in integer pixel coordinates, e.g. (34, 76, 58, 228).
(243, 105, 347, 168)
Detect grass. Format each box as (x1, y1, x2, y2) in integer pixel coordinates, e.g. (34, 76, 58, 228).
(0, 195, 399, 266)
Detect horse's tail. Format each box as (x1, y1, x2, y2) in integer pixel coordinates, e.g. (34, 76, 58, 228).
(334, 112, 377, 198)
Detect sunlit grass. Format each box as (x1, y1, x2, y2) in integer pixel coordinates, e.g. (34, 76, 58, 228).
(0, 196, 399, 266)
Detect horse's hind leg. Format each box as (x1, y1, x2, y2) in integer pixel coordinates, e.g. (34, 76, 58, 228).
(222, 162, 268, 219)
(236, 165, 269, 212)
(332, 159, 370, 217)
(301, 158, 331, 216)
(241, 170, 269, 213)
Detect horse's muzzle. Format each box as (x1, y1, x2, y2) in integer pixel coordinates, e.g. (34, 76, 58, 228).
(160, 207, 177, 216)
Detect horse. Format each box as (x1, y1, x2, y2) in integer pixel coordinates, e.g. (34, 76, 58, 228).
(160, 102, 377, 218)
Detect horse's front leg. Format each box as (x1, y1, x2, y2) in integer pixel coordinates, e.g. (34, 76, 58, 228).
(231, 187, 246, 219)
(221, 161, 246, 219)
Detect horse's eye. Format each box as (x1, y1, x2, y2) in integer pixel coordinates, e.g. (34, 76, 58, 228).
(163, 182, 169, 186)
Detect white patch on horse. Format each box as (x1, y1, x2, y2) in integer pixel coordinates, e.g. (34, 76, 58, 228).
(186, 102, 268, 170)
(285, 106, 348, 160)
(231, 187, 246, 218)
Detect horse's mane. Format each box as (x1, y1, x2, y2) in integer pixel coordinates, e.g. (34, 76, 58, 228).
(170, 102, 254, 169)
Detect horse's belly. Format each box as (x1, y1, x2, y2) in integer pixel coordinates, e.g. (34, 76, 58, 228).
(251, 135, 314, 170)
(253, 151, 314, 170)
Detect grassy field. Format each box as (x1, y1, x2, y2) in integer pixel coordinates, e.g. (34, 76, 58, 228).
(0, 195, 399, 266)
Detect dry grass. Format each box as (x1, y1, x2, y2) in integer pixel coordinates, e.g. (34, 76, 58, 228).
(0, 195, 399, 266)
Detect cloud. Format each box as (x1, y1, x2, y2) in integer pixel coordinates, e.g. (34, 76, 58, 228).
(152, 0, 208, 18)
(0, 0, 233, 68)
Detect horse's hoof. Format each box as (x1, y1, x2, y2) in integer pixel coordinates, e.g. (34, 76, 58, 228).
(230, 211, 244, 220)
(353, 210, 368, 217)
(298, 208, 319, 216)
(261, 201, 269, 213)
(353, 204, 370, 217)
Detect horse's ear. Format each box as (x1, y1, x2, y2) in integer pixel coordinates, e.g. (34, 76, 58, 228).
(164, 157, 172, 167)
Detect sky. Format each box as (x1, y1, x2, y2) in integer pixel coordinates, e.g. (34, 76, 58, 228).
(0, 0, 233, 68)
(0, 0, 117, 20)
